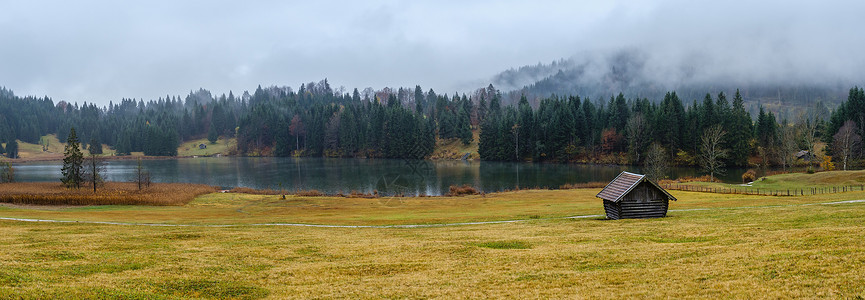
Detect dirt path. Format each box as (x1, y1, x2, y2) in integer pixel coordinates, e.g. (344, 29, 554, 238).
(0, 200, 862, 229)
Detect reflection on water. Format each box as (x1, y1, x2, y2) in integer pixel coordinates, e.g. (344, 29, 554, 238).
(13, 157, 757, 196)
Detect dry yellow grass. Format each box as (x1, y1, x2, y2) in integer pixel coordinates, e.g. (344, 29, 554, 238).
(430, 129, 480, 160)
(669, 169, 865, 196)
(178, 137, 237, 157)
(8, 135, 117, 161)
(1, 189, 864, 298)
(0, 182, 216, 206)
(1, 188, 863, 226)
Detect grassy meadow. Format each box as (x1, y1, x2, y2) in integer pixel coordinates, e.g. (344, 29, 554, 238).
(673, 169, 865, 193)
(429, 129, 479, 160)
(5, 135, 116, 161)
(1, 184, 865, 298)
(178, 137, 237, 157)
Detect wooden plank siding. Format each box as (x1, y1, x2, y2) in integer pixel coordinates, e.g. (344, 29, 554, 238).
(619, 199, 668, 219)
(596, 172, 675, 220)
(603, 200, 621, 220)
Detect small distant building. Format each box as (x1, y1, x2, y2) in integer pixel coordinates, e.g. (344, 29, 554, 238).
(596, 171, 677, 220)
(199, 143, 207, 149)
(796, 150, 814, 161)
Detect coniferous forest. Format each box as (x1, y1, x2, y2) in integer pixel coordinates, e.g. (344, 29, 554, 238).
(1, 82, 863, 169)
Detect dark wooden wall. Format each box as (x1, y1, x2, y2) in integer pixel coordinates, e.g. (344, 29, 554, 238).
(603, 200, 621, 220)
(604, 182, 670, 220)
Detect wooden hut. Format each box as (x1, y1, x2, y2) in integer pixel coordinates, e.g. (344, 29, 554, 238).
(596, 171, 676, 220)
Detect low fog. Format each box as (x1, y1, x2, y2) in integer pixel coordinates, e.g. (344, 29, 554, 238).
(1, 1, 863, 105)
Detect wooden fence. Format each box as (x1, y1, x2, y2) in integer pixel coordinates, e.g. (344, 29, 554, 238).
(662, 184, 865, 197)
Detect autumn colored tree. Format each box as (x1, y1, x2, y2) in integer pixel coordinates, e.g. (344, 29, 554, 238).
(601, 128, 624, 153)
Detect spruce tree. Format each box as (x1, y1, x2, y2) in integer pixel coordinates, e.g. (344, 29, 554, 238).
(89, 137, 102, 154)
(5, 139, 17, 159)
(727, 90, 753, 167)
(208, 122, 218, 144)
(61, 127, 84, 189)
(0, 158, 13, 183)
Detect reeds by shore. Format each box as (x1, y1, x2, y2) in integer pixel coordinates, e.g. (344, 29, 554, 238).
(0, 182, 216, 206)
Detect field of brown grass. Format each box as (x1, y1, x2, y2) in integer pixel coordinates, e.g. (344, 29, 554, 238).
(430, 129, 480, 160)
(0, 182, 216, 206)
(1, 180, 865, 298)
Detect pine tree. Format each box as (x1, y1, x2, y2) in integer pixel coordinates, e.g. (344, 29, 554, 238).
(457, 107, 473, 145)
(89, 137, 103, 154)
(0, 158, 13, 183)
(61, 127, 84, 189)
(608, 93, 629, 131)
(727, 90, 753, 167)
(207, 122, 218, 144)
(517, 95, 534, 159)
(5, 139, 17, 159)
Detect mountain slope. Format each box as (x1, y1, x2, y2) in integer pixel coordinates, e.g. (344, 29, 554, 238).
(489, 49, 858, 119)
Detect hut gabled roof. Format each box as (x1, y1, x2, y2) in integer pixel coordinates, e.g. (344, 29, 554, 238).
(595, 171, 677, 202)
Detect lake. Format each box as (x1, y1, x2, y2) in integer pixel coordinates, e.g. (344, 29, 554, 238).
(12, 157, 756, 196)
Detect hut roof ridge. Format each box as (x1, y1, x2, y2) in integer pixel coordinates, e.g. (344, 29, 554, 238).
(595, 171, 677, 202)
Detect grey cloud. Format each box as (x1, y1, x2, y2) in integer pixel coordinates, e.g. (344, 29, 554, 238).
(0, 0, 863, 105)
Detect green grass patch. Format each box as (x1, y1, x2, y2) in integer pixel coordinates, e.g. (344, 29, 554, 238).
(153, 279, 269, 299)
(57, 261, 145, 276)
(178, 137, 236, 157)
(682, 170, 865, 192)
(33, 250, 84, 261)
(0, 268, 31, 287)
(473, 240, 532, 249)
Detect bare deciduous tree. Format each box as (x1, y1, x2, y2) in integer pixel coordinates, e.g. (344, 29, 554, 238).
(798, 113, 820, 171)
(779, 122, 799, 171)
(700, 125, 728, 182)
(84, 153, 106, 193)
(833, 120, 861, 171)
(135, 157, 151, 190)
(644, 143, 668, 182)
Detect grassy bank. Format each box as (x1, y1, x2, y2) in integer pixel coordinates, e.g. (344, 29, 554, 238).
(0, 189, 864, 298)
(4, 135, 116, 161)
(430, 130, 479, 160)
(668, 169, 865, 195)
(0, 182, 216, 206)
(178, 137, 237, 157)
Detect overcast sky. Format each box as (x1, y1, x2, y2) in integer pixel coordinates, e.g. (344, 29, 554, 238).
(1, 0, 863, 105)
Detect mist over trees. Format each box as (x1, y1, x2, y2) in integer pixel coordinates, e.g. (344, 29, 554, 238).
(492, 51, 849, 122)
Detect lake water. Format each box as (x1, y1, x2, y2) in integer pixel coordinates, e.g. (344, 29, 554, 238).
(12, 157, 755, 196)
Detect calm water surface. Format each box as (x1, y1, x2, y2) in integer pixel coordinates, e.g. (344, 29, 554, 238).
(13, 157, 755, 196)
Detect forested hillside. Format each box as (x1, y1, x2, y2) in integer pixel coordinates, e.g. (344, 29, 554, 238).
(1, 84, 862, 171)
(492, 51, 853, 122)
(0, 81, 470, 159)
